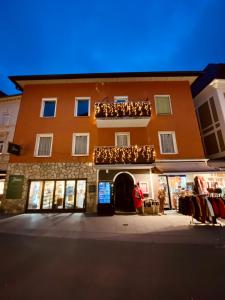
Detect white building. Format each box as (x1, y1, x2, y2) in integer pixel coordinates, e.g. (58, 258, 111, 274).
(0, 93, 21, 195)
(191, 64, 225, 160)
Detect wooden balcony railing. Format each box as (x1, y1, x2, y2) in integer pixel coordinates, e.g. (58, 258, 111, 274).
(94, 145, 155, 165)
(94, 101, 151, 118)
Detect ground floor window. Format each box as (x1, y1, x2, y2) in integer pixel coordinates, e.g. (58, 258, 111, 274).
(27, 179, 87, 211)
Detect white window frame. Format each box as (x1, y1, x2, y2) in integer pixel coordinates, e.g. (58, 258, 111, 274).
(154, 95, 172, 115)
(34, 133, 53, 157)
(72, 133, 90, 156)
(74, 97, 90, 117)
(40, 98, 57, 118)
(115, 132, 130, 147)
(158, 131, 178, 154)
(114, 96, 128, 103)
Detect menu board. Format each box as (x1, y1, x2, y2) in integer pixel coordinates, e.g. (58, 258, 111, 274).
(98, 182, 111, 204)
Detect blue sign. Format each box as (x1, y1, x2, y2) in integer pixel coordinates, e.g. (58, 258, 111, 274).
(98, 182, 111, 204)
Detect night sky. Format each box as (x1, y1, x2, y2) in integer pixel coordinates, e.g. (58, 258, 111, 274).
(1, 0, 225, 94)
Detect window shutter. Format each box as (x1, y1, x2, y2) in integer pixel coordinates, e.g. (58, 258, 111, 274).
(38, 136, 52, 156)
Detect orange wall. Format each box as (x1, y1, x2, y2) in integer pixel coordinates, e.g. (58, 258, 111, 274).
(10, 80, 205, 163)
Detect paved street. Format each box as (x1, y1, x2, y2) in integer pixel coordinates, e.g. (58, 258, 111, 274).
(0, 212, 225, 300)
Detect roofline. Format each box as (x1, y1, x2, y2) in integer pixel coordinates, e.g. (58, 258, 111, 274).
(9, 70, 203, 91)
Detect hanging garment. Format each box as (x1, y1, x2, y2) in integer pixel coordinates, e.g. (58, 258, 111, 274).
(217, 198, 225, 219)
(209, 198, 220, 217)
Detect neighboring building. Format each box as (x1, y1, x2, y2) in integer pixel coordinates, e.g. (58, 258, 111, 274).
(0, 93, 21, 206)
(191, 64, 225, 160)
(3, 71, 214, 214)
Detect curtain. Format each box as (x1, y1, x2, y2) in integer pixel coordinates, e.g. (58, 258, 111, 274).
(160, 134, 175, 153)
(75, 135, 87, 154)
(117, 134, 128, 147)
(156, 96, 171, 114)
(38, 136, 52, 156)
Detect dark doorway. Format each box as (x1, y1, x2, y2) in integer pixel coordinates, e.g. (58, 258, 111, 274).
(114, 173, 135, 212)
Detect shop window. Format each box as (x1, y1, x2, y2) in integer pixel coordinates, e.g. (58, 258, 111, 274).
(75, 98, 90, 117)
(54, 181, 65, 209)
(40, 98, 57, 118)
(34, 134, 53, 157)
(0, 141, 4, 154)
(28, 181, 43, 209)
(65, 180, 76, 209)
(155, 95, 172, 115)
(115, 132, 130, 147)
(158, 131, 178, 154)
(73, 133, 89, 156)
(114, 96, 128, 104)
(76, 180, 86, 209)
(42, 181, 54, 209)
(0, 178, 5, 195)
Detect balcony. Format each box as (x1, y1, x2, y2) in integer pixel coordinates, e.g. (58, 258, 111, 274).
(95, 101, 151, 128)
(94, 145, 155, 165)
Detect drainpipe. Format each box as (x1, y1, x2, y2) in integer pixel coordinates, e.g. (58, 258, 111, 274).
(149, 168, 154, 199)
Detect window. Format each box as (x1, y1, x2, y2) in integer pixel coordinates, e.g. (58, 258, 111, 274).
(155, 95, 172, 115)
(73, 133, 89, 156)
(158, 131, 178, 154)
(34, 134, 53, 157)
(115, 132, 130, 147)
(75, 97, 90, 116)
(114, 96, 128, 104)
(40, 98, 57, 118)
(0, 141, 4, 154)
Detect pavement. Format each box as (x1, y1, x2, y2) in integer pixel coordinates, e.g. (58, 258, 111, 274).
(0, 210, 225, 245)
(1, 211, 225, 300)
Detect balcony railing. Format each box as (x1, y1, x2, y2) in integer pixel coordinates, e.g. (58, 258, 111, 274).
(95, 101, 151, 118)
(94, 145, 155, 165)
(94, 101, 151, 128)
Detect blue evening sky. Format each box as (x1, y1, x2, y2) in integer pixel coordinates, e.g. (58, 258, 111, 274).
(0, 0, 225, 95)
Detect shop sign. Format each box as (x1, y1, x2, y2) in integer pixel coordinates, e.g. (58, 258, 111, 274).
(8, 142, 21, 155)
(98, 181, 111, 204)
(6, 175, 24, 199)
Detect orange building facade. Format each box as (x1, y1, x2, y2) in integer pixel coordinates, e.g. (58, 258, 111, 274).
(3, 72, 210, 214)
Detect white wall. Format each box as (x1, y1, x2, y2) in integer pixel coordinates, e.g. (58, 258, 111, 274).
(193, 79, 225, 159)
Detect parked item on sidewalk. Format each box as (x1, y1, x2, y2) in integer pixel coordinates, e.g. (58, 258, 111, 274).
(158, 187, 166, 215)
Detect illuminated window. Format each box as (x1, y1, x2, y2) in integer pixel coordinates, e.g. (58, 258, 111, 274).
(0, 141, 4, 154)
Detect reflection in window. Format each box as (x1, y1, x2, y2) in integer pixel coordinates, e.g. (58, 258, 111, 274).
(65, 180, 75, 209)
(76, 180, 86, 208)
(54, 181, 65, 209)
(28, 181, 43, 209)
(42, 181, 54, 209)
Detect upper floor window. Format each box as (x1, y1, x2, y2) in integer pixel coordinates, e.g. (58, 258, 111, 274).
(115, 132, 130, 147)
(155, 95, 172, 115)
(40, 98, 57, 118)
(114, 96, 128, 104)
(75, 97, 90, 117)
(34, 134, 53, 157)
(72, 133, 89, 156)
(158, 131, 178, 154)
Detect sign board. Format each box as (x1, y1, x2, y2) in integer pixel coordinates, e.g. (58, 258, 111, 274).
(98, 181, 111, 204)
(8, 142, 21, 155)
(6, 175, 24, 199)
(89, 184, 96, 193)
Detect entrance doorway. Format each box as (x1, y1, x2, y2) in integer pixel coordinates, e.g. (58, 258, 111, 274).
(114, 172, 135, 212)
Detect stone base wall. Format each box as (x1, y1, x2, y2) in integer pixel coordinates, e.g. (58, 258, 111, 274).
(2, 162, 97, 214)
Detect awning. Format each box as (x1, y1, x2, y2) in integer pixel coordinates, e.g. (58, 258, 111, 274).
(153, 161, 219, 174)
(208, 159, 225, 170)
